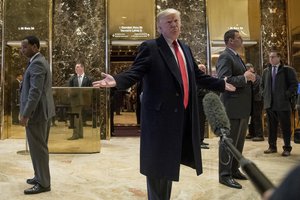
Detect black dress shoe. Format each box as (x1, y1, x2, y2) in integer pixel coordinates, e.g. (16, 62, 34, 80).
(245, 134, 254, 139)
(67, 135, 80, 140)
(252, 136, 264, 142)
(219, 177, 242, 189)
(282, 150, 291, 157)
(232, 171, 247, 180)
(24, 183, 51, 195)
(26, 178, 38, 185)
(264, 148, 277, 154)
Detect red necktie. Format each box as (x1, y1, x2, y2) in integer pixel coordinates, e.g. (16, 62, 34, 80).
(173, 41, 189, 108)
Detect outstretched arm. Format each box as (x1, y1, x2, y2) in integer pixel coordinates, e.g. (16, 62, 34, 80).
(224, 77, 236, 92)
(92, 72, 116, 88)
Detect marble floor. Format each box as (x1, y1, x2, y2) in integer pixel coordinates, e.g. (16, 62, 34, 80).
(0, 136, 300, 200)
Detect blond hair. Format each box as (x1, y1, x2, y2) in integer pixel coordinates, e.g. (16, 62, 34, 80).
(156, 8, 181, 33)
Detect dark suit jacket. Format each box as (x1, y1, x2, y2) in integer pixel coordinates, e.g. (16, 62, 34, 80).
(68, 74, 93, 106)
(114, 35, 225, 181)
(68, 74, 93, 87)
(19, 53, 55, 122)
(261, 63, 298, 111)
(216, 48, 252, 119)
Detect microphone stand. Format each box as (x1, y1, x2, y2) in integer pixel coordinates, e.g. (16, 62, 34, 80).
(220, 133, 275, 195)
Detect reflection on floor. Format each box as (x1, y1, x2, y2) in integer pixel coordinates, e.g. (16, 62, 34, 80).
(114, 112, 138, 125)
(9, 121, 101, 154)
(113, 112, 140, 137)
(1, 136, 300, 200)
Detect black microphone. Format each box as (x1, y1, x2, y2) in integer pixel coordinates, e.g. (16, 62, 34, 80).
(202, 92, 274, 195)
(202, 92, 230, 136)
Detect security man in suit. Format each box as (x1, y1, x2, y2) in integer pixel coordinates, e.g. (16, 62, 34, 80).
(68, 62, 93, 140)
(20, 35, 55, 194)
(217, 29, 256, 189)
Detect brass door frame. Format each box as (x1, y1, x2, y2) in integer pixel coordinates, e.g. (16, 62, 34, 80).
(0, 0, 52, 139)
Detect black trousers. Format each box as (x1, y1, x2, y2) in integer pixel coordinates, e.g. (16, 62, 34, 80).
(147, 177, 172, 200)
(248, 100, 263, 137)
(266, 109, 292, 151)
(219, 117, 248, 177)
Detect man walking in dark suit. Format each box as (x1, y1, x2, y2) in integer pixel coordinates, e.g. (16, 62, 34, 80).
(11, 72, 23, 125)
(261, 49, 298, 157)
(68, 62, 93, 140)
(19, 35, 55, 194)
(216, 29, 256, 189)
(93, 8, 235, 200)
(245, 63, 264, 141)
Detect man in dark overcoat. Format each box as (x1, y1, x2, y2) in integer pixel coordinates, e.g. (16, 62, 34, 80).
(93, 8, 235, 200)
(261, 49, 298, 157)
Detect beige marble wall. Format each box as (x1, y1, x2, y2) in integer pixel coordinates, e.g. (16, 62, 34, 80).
(52, 0, 107, 139)
(52, 0, 106, 86)
(261, 0, 288, 65)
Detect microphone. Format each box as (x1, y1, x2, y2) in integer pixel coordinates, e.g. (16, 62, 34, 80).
(202, 92, 230, 136)
(202, 92, 274, 195)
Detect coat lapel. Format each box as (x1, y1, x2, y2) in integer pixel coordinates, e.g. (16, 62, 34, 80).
(156, 35, 183, 86)
(178, 40, 193, 80)
(74, 76, 79, 87)
(226, 48, 246, 72)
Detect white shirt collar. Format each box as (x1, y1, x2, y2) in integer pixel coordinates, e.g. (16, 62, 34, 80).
(30, 52, 40, 63)
(78, 73, 84, 77)
(228, 48, 238, 55)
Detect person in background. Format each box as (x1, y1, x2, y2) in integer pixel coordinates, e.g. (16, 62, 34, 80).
(68, 62, 93, 140)
(216, 29, 256, 189)
(19, 35, 55, 194)
(93, 8, 235, 200)
(135, 81, 143, 126)
(197, 63, 210, 149)
(245, 63, 264, 141)
(11, 72, 23, 125)
(261, 49, 298, 156)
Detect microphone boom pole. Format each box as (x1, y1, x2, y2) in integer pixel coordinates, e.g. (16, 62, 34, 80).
(221, 134, 274, 195)
(202, 92, 274, 195)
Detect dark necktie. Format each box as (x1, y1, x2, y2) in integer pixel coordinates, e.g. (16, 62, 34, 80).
(272, 66, 277, 91)
(236, 54, 246, 69)
(173, 41, 189, 108)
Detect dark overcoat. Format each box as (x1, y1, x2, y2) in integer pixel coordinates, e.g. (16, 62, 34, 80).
(261, 63, 298, 111)
(114, 35, 225, 181)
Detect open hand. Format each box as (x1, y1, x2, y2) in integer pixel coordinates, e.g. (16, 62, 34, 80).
(92, 72, 116, 88)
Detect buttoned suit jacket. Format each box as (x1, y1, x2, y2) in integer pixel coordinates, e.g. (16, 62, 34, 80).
(216, 48, 252, 119)
(68, 74, 93, 87)
(20, 53, 55, 122)
(114, 35, 225, 181)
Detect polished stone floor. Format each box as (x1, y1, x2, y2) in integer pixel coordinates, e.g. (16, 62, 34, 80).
(0, 136, 300, 200)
